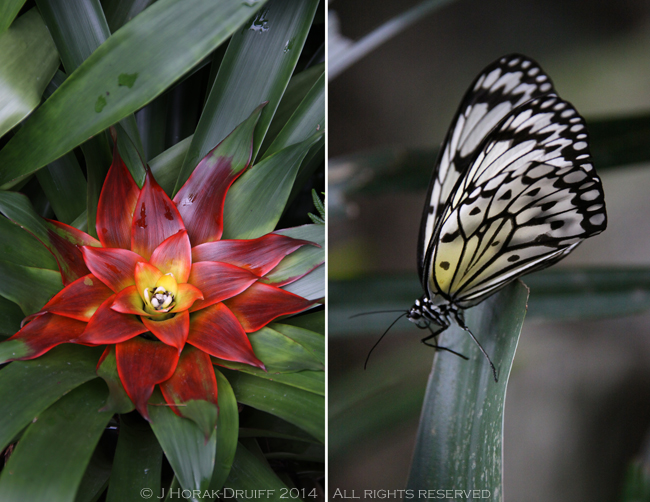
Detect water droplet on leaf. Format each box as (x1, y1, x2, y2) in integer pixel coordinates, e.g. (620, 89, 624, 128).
(249, 10, 269, 33)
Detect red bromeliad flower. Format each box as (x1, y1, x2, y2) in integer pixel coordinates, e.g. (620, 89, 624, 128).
(1, 107, 316, 430)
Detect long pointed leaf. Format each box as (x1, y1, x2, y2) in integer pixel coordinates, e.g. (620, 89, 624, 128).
(174, 0, 319, 193)
(106, 414, 163, 502)
(223, 443, 289, 500)
(0, 345, 103, 452)
(0, 379, 113, 502)
(260, 63, 324, 156)
(406, 281, 528, 499)
(0, 295, 24, 338)
(224, 369, 324, 443)
(208, 369, 239, 492)
(0, 9, 59, 139)
(0, 261, 62, 315)
(0, 0, 269, 189)
(104, 0, 156, 32)
(262, 72, 324, 159)
(0, 215, 58, 270)
(148, 390, 216, 498)
(222, 134, 322, 239)
(36, 154, 87, 224)
(0, 0, 26, 34)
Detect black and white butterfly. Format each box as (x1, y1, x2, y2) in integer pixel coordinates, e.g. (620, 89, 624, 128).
(406, 54, 607, 380)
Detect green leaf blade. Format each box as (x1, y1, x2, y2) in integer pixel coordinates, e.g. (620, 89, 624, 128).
(222, 134, 322, 239)
(0, 0, 269, 189)
(148, 391, 216, 497)
(174, 0, 319, 192)
(106, 414, 163, 502)
(0, 378, 112, 502)
(0, 9, 59, 140)
(406, 281, 529, 499)
(224, 370, 324, 443)
(0, 345, 103, 452)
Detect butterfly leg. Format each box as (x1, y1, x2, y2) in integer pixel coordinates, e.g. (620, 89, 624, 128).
(452, 311, 499, 382)
(421, 324, 469, 360)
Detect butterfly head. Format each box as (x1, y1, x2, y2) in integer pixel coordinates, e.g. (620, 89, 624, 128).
(407, 295, 450, 329)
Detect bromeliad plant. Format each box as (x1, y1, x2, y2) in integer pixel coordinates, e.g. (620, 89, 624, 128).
(0, 0, 324, 500)
(3, 113, 315, 430)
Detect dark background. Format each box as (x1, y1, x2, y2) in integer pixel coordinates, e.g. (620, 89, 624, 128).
(328, 0, 650, 500)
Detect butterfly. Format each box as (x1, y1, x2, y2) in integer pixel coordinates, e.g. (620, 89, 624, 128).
(406, 54, 607, 380)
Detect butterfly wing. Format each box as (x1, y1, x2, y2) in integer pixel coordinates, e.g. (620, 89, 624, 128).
(417, 54, 556, 284)
(424, 94, 607, 308)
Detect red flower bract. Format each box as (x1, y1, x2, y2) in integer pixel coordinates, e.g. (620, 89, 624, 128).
(1, 107, 316, 426)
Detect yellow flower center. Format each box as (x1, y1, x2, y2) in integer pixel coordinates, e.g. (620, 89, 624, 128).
(142, 273, 178, 315)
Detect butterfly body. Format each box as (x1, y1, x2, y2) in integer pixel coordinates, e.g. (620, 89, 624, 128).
(406, 54, 607, 376)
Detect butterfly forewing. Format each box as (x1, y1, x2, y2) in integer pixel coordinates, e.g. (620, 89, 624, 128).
(425, 94, 607, 307)
(417, 54, 557, 283)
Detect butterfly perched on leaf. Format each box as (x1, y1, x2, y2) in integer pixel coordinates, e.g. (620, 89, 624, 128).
(405, 54, 607, 380)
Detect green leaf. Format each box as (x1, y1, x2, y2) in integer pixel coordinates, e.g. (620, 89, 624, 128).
(0, 0, 269, 189)
(329, 344, 430, 456)
(262, 72, 325, 159)
(0, 260, 62, 315)
(213, 361, 324, 395)
(224, 370, 324, 443)
(82, 135, 113, 239)
(0, 0, 26, 34)
(406, 281, 528, 498)
(178, 400, 219, 444)
(260, 63, 324, 156)
(239, 409, 318, 443)
(329, 268, 650, 337)
(0, 190, 99, 284)
(35, 0, 111, 72)
(267, 224, 324, 286)
(36, 153, 87, 224)
(0, 345, 103, 452)
(96, 345, 135, 414)
(149, 136, 193, 196)
(148, 390, 216, 497)
(525, 267, 650, 320)
(113, 121, 147, 185)
(619, 450, 650, 502)
(0, 9, 59, 140)
(136, 92, 170, 161)
(73, 439, 113, 502)
(103, 0, 156, 32)
(280, 310, 324, 334)
(249, 326, 323, 372)
(222, 134, 322, 239)
(270, 323, 324, 365)
(0, 295, 24, 338)
(174, 0, 319, 193)
(208, 369, 239, 492)
(281, 264, 324, 301)
(0, 215, 58, 270)
(218, 326, 323, 373)
(106, 413, 163, 502)
(35, 0, 146, 184)
(0, 378, 113, 502)
(223, 443, 289, 500)
(307, 189, 325, 224)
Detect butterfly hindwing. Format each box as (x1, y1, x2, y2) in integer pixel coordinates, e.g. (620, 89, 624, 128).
(424, 94, 607, 307)
(417, 54, 557, 283)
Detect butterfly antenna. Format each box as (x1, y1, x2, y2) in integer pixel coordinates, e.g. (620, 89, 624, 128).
(454, 314, 499, 382)
(364, 312, 408, 369)
(349, 310, 408, 319)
